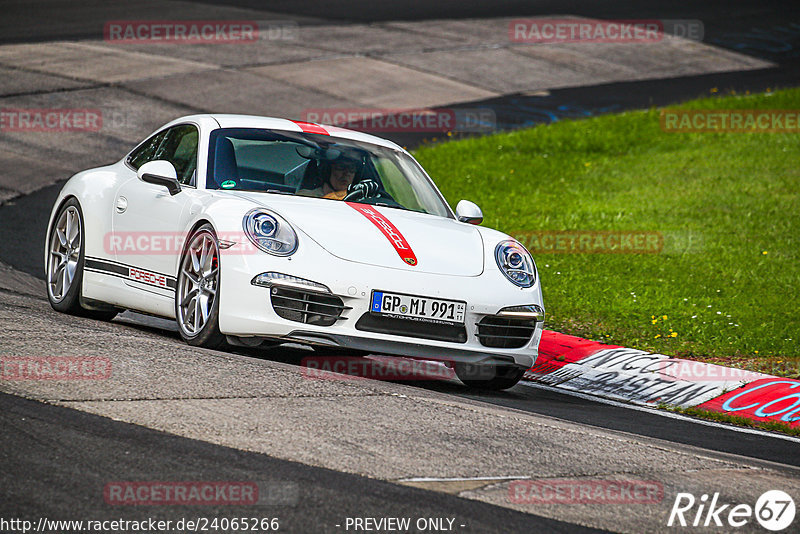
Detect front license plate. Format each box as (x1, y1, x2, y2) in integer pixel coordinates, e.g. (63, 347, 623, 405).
(370, 291, 466, 324)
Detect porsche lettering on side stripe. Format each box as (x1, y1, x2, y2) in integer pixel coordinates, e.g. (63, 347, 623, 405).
(129, 267, 168, 288)
(347, 202, 418, 266)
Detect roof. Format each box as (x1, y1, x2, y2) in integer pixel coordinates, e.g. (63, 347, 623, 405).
(162, 114, 406, 152)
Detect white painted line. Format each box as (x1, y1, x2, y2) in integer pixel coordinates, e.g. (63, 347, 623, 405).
(399, 476, 530, 482)
(519, 380, 800, 444)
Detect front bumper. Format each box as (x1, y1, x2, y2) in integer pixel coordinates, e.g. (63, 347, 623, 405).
(217, 240, 543, 369)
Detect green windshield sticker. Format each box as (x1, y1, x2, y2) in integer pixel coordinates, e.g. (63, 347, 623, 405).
(220, 180, 236, 189)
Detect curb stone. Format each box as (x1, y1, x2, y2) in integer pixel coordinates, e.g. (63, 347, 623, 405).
(524, 331, 800, 428)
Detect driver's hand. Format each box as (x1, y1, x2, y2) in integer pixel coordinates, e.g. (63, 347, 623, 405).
(347, 179, 380, 199)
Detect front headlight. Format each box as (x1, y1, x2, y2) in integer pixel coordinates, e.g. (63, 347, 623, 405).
(242, 208, 298, 256)
(495, 240, 536, 287)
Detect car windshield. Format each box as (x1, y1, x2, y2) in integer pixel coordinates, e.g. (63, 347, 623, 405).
(206, 128, 451, 217)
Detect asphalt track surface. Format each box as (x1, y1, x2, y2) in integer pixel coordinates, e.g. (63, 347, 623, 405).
(2, 184, 800, 471)
(4, 0, 799, 151)
(2, 0, 797, 47)
(1, 392, 599, 533)
(2, 1, 800, 533)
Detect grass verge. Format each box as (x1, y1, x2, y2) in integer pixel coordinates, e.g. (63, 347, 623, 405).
(413, 88, 800, 363)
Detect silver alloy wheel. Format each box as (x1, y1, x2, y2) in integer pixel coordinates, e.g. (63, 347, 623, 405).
(47, 206, 81, 303)
(177, 231, 219, 336)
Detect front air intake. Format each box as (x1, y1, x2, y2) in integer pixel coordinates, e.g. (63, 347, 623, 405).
(476, 316, 536, 349)
(270, 286, 349, 327)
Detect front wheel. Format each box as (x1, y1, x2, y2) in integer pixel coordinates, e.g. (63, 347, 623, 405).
(175, 224, 226, 349)
(454, 363, 526, 390)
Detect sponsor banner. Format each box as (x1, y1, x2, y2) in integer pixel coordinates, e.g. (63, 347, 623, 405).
(524, 331, 615, 384)
(525, 345, 768, 407)
(301, 356, 456, 381)
(553, 365, 726, 407)
(697, 379, 800, 426)
(104, 20, 261, 44)
(661, 109, 800, 133)
(525, 331, 795, 430)
(546, 348, 751, 407)
(509, 479, 663, 504)
(0, 109, 102, 132)
(301, 108, 496, 133)
(1, 357, 111, 380)
(514, 231, 663, 254)
(509, 19, 704, 43)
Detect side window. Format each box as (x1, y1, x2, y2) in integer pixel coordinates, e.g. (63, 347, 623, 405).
(154, 125, 199, 186)
(127, 130, 167, 170)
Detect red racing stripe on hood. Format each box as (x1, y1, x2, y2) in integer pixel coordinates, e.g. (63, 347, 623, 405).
(346, 202, 418, 266)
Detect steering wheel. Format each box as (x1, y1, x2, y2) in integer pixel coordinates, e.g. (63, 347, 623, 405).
(343, 179, 381, 201)
(343, 190, 366, 201)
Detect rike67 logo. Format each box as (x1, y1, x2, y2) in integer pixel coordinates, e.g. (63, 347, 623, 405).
(668, 490, 795, 531)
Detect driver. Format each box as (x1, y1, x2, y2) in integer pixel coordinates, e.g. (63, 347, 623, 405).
(298, 156, 380, 201)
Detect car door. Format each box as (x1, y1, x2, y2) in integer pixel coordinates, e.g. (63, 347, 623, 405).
(112, 124, 199, 308)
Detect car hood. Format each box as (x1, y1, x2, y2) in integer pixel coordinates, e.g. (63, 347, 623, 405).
(229, 192, 484, 276)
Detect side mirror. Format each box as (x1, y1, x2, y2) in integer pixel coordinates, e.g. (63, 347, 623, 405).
(138, 160, 181, 195)
(456, 200, 483, 225)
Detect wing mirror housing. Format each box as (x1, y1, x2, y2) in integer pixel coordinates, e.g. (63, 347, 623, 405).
(455, 200, 483, 225)
(137, 160, 181, 195)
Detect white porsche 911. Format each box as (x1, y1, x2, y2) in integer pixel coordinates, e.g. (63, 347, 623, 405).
(45, 114, 544, 389)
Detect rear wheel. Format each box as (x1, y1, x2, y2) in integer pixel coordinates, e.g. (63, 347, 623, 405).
(175, 224, 226, 349)
(454, 363, 526, 390)
(46, 198, 116, 320)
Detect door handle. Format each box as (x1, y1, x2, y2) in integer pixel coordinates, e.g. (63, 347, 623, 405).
(115, 196, 128, 213)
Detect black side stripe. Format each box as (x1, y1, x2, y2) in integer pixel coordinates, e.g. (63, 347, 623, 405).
(85, 259, 128, 277)
(85, 258, 177, 290)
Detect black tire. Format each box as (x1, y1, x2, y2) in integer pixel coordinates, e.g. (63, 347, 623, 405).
(454, 363, 526, 390)
(46, 198, 117, 321)
(175, 224, 226, 349)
